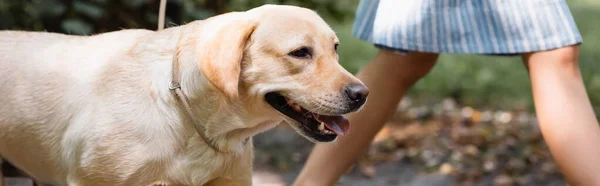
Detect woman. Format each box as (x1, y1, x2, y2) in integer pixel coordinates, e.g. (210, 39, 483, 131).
(293, 0, 600, 185)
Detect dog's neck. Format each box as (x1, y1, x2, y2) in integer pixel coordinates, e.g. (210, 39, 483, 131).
(176, 49, 280, 154)
(147, 24, 279, 153)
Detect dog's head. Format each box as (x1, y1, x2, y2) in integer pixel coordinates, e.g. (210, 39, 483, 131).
(194, 5, 368, 142)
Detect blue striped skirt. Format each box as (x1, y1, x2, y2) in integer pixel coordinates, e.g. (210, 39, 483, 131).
(353, 0, 583, 54)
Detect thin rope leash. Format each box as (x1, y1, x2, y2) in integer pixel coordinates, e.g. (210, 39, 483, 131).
(158, 0, 166, 31)
(157, 0, 222, 152)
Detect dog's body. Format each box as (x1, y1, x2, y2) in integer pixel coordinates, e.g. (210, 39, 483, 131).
(0, 5, 367, 186)
(0, 28, 252, 186)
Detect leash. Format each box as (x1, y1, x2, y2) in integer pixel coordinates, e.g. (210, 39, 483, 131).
(159, 0, 222, 152)
(158, 0, 167, 31)
(159, 0, 249, 153)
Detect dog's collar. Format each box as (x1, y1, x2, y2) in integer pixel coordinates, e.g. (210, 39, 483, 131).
(169, 56, 248, 153)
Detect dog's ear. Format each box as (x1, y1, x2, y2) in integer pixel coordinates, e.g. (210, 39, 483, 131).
(196, 12, 258, 100)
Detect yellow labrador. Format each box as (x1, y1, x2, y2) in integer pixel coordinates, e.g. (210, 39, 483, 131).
(0, 4, 368, 186)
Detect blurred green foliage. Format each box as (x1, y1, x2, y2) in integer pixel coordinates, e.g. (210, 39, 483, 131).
(0, 0, 598, 112)
(0, 0, 358, 34)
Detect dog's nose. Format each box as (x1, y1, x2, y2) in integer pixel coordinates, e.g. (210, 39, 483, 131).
(344, 83, 369, 109)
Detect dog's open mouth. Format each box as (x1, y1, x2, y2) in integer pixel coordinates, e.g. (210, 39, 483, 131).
(265, 92, 349, 142)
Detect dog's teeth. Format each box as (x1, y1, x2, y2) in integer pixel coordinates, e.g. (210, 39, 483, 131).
(324, 130, 334, 134)
(291, 103, 302, 112)
(318, 122, 325, 131)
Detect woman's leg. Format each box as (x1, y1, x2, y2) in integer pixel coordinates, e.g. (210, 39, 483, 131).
(523, 45, 600, 185)
(293, 50, 439, 186)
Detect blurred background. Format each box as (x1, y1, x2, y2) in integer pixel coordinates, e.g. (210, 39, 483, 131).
(1, 0, 599, 185)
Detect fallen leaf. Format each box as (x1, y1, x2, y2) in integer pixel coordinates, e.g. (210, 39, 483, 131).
(439, 163, 454, 175)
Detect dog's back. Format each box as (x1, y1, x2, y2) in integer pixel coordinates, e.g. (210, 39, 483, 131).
(0, 30, 152, 184)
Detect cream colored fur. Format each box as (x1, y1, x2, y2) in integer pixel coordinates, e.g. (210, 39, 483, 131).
(0, 5, 363, 186)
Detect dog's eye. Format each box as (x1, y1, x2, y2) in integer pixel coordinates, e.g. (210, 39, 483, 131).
(289, 47, 311, 59)
(334, 44, 339, 52)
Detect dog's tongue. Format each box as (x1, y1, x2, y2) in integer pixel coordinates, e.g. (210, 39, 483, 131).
(314, 114, 350, 136)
